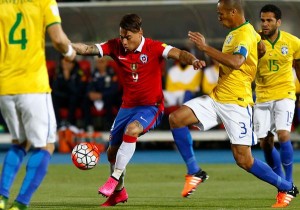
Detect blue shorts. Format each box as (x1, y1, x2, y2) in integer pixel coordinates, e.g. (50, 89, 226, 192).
(109, 105, 163, 146)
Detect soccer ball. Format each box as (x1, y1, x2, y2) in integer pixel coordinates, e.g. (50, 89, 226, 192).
(71, 142, 100, 170)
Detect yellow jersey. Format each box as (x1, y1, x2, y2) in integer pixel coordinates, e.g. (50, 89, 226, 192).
(255, 30, 300, 103)
(210, 21, 260, 107)
(0, 0, 61, 95)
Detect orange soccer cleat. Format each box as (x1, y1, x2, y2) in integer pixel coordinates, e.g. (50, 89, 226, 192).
(181, 170, 208, 197)
(272, 184, 299, 208)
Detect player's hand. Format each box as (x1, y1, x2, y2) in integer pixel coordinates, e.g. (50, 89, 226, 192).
(192, 59, 206, 70)
(188, 31, 207, 51)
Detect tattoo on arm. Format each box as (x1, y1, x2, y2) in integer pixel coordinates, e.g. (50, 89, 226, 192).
(71, 43, 99, 55)
(179, 50, 196, 65)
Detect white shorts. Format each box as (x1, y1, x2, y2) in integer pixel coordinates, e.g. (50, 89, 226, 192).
(0, 94, 57, 147)
(253, 99, 295, 138)
(184, 95, 257, 146)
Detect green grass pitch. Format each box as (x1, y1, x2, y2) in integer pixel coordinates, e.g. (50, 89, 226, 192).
(4, 163, 300, 209)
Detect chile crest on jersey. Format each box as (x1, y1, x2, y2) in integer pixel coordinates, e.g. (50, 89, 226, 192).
(140, 54, 148, 64)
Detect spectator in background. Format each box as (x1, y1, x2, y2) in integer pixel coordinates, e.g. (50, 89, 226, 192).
(163, 49, 202, 107)
(201, 58, 219, 95)
(83, 56, 121, 130)
(52, 57, 86, 128)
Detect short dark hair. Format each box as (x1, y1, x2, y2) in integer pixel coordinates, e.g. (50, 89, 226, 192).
(218, 0, 243, 13)
(260, 4, 282, 20)
(119, 13, 142, 33)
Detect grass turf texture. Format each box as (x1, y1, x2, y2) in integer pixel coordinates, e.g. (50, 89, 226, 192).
(3, 164, 300, 209)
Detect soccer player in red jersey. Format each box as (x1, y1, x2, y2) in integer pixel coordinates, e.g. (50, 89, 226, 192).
(72, 13, 205, 206)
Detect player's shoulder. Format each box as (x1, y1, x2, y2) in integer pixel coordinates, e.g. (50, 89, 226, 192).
(280, 30, 300, 42)
(144, 38, 163, 46)
(230, 22, 254, 38)
(144, 38, 167, 51)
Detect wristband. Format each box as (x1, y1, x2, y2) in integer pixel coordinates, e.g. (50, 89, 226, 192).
(62, 44, 74, 57)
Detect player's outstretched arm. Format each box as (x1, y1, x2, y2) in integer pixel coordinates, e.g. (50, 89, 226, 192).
(71, 43, 100, 56)
(168, 47, 205, 70)
(188, 31, 245, 69)
(47, 23, 76, 61)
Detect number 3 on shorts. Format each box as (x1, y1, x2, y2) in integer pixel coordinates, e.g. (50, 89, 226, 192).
(9, 13, 28, 50)
(239, 122, 247, 138)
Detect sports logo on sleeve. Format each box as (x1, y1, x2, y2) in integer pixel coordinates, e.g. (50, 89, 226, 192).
(50, 5, 60, 16)
(234, 45, 248, 58)
(140, 54, 148, 64)
(225, 35, 233, 45)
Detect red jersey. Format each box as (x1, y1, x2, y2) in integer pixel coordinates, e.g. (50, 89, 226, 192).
(96, 37, 172, 108)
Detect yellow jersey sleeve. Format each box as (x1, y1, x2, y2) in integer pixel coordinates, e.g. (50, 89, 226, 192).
(210, 22, 258, 107)
(0, 0, 61, 95)
(256, 32, 262, 43)
(255, 31, 300, 103)
(44, 0, 61, 27)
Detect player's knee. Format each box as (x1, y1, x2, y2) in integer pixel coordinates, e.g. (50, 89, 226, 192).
(124, 121, 142, 137)
(169, 112, 181, 128)
(41, 143, 55, 155)
(13, 139, 31, 152)
(277, 130, 290, 142)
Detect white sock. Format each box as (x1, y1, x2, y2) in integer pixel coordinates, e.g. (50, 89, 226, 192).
(112, 142, 136, 179)
(110, 163, 126, 190)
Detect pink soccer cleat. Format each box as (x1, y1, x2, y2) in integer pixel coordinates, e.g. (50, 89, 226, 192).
(98, 176, 119, 197)
(101, 187, 128, 207)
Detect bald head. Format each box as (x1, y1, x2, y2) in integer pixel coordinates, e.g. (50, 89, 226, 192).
(217, 0, 245, 29)
(218, 0, 244, 14)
